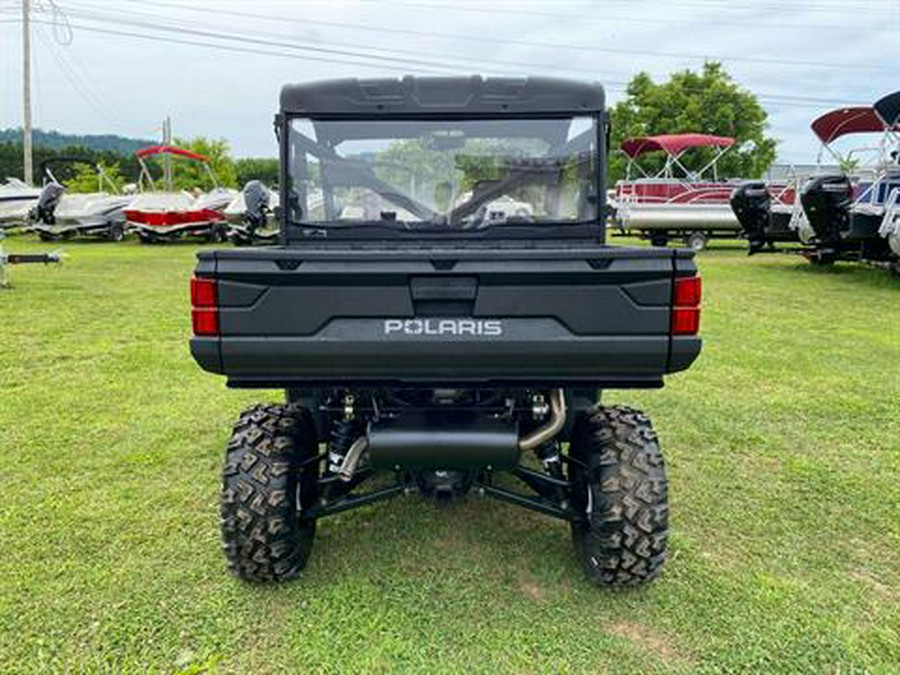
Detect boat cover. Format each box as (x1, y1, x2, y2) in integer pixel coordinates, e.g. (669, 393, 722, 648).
(621, 134, 735, 158)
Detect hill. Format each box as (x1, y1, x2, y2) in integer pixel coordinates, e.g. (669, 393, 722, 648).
(0, 128, 154, 156)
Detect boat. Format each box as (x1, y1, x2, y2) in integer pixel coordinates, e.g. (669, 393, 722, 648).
(875, 92, 900, 270)
(123, 145, 237, 243)
(0, 178, 41, 229)
(613, 133, 763, 250)
(799, 94, 900, 265)
(224, 180, 280, 245)
(27, 157, 135, 241)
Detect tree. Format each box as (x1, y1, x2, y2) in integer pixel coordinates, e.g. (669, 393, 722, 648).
(608, 62, 777, 184)
(235, 157, 279, 187)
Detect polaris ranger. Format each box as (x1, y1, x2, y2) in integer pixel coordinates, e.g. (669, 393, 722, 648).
(189, 76, 703, 586)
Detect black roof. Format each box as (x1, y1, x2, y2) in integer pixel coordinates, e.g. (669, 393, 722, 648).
(280, 76, 604, 116)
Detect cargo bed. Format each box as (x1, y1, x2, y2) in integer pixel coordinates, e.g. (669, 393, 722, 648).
(191, 244, 701, 388)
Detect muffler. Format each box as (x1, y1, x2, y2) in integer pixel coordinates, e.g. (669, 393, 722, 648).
(368, 412, 519, 471)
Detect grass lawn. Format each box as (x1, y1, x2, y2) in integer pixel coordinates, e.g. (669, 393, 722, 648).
(1, 235, 898, 673)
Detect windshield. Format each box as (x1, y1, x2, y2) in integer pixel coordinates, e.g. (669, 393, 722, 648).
(287, 116, 599, 229)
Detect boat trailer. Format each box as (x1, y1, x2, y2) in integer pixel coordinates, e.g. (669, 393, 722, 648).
(0, 233, 62, 288)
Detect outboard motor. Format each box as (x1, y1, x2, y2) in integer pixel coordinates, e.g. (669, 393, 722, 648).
(242, 180, 270, 233)
(32, 181, 66, 225)
(800, 174, 852, 249)
(730, 181, 770, 255)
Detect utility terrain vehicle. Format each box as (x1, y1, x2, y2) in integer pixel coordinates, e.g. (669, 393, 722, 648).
(190, 76, 702, 586)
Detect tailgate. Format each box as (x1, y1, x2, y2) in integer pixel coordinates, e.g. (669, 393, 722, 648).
(190, 246, 700, 387)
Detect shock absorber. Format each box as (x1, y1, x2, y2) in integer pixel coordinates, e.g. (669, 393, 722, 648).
(328, 393, 362, 475)
(328, 419, 358, 475)
(536, 440, 568, 510)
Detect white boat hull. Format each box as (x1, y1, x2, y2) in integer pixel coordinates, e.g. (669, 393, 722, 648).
(0, 179, 41, 226)
(29, 193, 133, 236)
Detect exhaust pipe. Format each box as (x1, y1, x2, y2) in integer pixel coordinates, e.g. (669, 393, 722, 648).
(337, 436, 369, 481)
(518, 389, 566, 452)
(337, 389, 567, 481)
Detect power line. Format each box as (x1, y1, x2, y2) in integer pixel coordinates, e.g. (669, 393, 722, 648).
(344, 0, 892, 31)
(73, 0, 894, 73)
(22, 17, 458, 76)
(60, 1, 640, 83)
(58, 6, 482, 74)
(4, 10, 872, 111)
(8, 16, 868, 112)
(34, 24, 120, 126)
(48, 5, 871, 109)
(449, 0, 898, 15)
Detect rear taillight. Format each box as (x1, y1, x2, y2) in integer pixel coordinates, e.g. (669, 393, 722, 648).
(671, 275, 701, 336)
(190, 276, 219, 336)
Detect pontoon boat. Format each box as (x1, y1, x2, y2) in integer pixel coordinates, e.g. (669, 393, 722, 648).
(613, 134, 768, 250)
(799, 94, 900, 265)
(874, 93, 900, 268)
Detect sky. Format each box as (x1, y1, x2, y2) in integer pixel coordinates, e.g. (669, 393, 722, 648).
(1, 0, 898, 163)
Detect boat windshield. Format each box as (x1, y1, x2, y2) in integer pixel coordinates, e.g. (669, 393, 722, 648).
(286, 116, 599, 229)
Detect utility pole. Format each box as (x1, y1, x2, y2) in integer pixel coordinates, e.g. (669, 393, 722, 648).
(163, 116, 172, 191)
(22, 0, 33, 186)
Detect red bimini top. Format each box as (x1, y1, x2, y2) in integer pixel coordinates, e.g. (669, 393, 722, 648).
(810, 107, 887, 144)
(621, 133, 735, 159)
(135, 145, 210, 163)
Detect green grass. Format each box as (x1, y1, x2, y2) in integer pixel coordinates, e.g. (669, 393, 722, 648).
(1, 235, 898, 673)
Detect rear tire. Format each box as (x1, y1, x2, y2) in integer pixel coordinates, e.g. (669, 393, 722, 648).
(221, 403, 320, 582)
(568, 405, 668, 586)
(229, 231, 252, 247)
(684, 231, 707, 252)
(107, 223, 125, 242)
(208, 224, 228, 243)
(649, 233, 668, 247)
